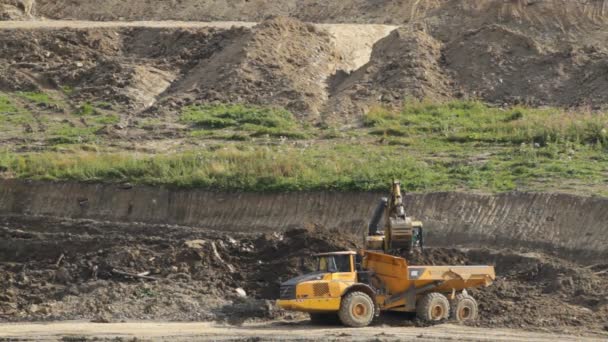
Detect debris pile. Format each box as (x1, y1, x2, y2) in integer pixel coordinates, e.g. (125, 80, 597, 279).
(0, 217, 356, 322)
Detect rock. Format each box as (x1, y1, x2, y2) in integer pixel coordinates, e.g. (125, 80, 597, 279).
(54, 267, 72, 284)
(235, 288, 247, 298)
(185, 240, 207, 249)
(0, 293, 14, 302)
(91, 316, 111, 323)
(17, 273, 29, 284)
(168, 272, 191, 281)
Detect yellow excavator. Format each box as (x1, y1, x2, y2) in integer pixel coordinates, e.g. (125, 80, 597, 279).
(277, 181, 495, 327)
(365, 180, 424, 254)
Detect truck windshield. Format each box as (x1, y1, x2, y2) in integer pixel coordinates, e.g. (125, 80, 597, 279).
(317, 255, 351, 273)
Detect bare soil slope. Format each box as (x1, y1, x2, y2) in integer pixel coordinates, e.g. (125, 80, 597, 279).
(444, 24, 608, 107)
(2, 6, 608, 123)
(0, 25, 241, 110)
(326, 27, 452, 120)
(0, 19, 398, 124)
(164, 17, 342, 120)
(0, 0, 33, 20)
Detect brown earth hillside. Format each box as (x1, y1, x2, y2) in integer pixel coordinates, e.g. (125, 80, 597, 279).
(325, 27, 453, 121)
(2, 17, 608, 125)
(2, 2, 608, 123)
(162, 17, 342, 120)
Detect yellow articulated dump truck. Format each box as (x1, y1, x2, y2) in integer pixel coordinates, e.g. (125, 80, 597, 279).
(277, 250, 495, 327)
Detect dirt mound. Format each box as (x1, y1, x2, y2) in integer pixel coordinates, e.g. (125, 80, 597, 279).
(444, 24, 608, 107)
(466, 249, 608, 332)
(3, 13, 608, 124)
(397, 247, 608, 332)
(0, 26, 240, 114)
(0, 0, 33, 20)
(165, 17, 342, 120)
(22, 0, 445, 22)
(0, 216, 606, 334)
(326, 21, 608, 119)
(326, 27, 452, 121)
(0, 18, 346, 120)
(0, 217, 357, 322)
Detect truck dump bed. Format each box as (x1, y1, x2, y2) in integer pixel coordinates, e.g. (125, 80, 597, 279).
(363, 251, 495, 295)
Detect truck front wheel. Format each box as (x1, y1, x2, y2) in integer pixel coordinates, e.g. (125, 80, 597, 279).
(416, 292, 450, 322)
(338, 291, 375, 327)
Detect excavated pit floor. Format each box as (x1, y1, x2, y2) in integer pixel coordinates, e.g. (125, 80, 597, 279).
(0, 215, 606, 339)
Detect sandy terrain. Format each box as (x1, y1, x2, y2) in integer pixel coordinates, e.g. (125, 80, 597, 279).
(1, 321, 606, 341)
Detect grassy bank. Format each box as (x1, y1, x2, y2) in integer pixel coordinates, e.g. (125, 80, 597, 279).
(0, 141, 606, 193)
(0, 100, 607, 194)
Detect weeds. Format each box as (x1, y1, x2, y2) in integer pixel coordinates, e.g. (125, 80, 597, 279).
(46, 126, 98, 145)
(17, 91, 56, 106)
(0, 94, 19, 114)
(364, 100, 608, 147)
(0, 94, 35, 127)
(2, 139, 604, 193)
(181, 104, 308, 139)
(0, 99, 606, 195)
(181, 104, 296, 129)
(76, 103, 96, 116)
(61, 86, 74, 95)
(0, 145, 447, 191)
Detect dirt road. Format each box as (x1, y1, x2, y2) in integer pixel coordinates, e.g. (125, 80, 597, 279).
(1, 321, 605, 341)
(1, 19, 257, 29)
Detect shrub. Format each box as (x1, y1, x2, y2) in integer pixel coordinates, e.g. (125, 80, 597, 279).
(181, 104, 297, 130)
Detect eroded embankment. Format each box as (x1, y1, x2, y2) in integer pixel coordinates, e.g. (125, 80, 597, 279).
(0, 179, 606, 264)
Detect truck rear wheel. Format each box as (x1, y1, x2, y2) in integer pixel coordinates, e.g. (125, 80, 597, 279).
(450, 293, 478, 322)
(416, 292, 450, 322)
(338, 291, 375, 327)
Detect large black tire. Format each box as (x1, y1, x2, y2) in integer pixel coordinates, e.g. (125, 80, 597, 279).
(449, 293, 479, 322)
(416, 292, 450, 322)
(309, 313, 340, 325)
(338, 291, 375, 327)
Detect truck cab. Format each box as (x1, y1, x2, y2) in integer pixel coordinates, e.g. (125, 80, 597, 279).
(277, 251, 377, 326)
